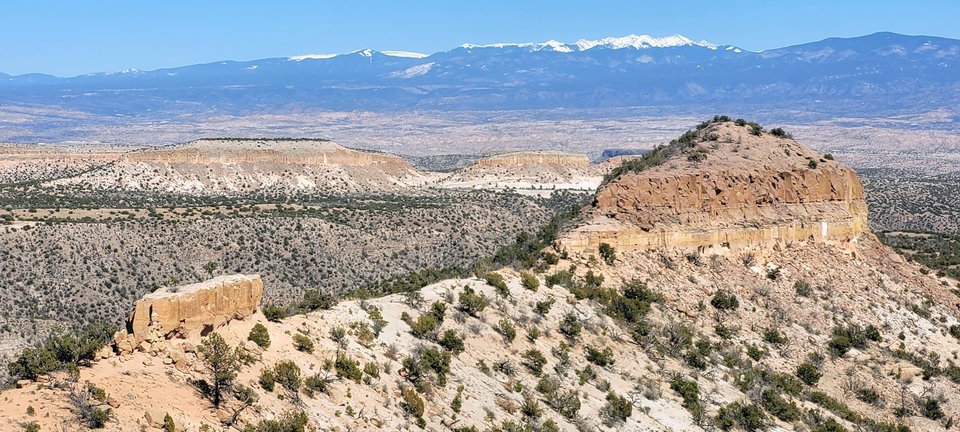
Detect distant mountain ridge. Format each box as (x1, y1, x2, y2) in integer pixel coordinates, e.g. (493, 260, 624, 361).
(1, 32, 958, 116)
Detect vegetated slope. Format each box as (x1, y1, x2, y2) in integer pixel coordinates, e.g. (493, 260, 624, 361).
(861, 169, 960, 235)
(49, 139, 434, 196)
(0, 190, 576, 359)
(3, 119, 959, 432)
(561, 119, 867, 253)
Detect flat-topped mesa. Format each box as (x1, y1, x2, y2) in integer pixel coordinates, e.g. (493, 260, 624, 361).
(472, 151, 591, 168)
(124, 139, 410, 168)
(113, 274, 264, 354)
(557, 120, 869, 253)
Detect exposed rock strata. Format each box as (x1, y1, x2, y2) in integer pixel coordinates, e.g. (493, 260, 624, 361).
(113, 274, 263, 353)
(472, 151, 590, 168)
(124, 139, 409, 167)
(558, 122, 869, 252)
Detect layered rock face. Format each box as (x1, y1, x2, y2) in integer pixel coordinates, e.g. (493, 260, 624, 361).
(114, 274, 263, 353)
(125, 139, 409, 168)
(58, 139, 430, 194)
(472, 151, 591, 168)
(558, 122, 869, 252)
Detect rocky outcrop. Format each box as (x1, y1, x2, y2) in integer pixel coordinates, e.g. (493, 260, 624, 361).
(558, 122, 869, 252)
(472, 151, 590, 168)
(124, 139, 410, 168)
(113, 274, 263, 353)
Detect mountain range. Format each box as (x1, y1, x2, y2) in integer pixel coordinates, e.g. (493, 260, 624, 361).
(2, 32, 959, 117)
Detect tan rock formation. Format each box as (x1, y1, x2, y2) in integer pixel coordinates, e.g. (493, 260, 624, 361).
(558, 122, 869, 253)
(124, 139, 409, 168)
(113, 274, 263, 353)
(472, 151, 590, 168)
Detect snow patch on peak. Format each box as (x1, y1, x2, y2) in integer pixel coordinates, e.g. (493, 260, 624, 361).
(382, 50, 429, 59)
(461, 34, 718, 53)
(575, 34, 717, 51)
(288, 54, 337, 61)
(356, 49, 375, 58)
(533, 40, 573, 53)
(387, 62, 435, 79)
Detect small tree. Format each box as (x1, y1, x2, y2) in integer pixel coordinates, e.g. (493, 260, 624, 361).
(247, 323, 271, 349)
(559, 313, 582, 339)
(163, 413, 176, 432)
(796, 362, 822, 386)
(598, 243, 616, 265)
(198, 333, 241, 407)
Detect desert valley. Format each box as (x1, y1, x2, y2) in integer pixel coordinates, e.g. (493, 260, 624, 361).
(2, 7, 960, 431)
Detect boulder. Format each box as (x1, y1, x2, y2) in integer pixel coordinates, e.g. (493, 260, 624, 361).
(144, 409, 167, 428)
(114, 274, 264, 354)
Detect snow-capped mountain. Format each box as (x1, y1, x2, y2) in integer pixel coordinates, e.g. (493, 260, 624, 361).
(1, 32, 958, 116)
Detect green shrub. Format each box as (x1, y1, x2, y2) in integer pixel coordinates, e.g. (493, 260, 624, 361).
(247, 323, 271, 349)
(497, 319, 517, 343)
(292, 334, 314, 353)
(7, 322, 116, 381)
(163, 413, 176, 432)
(258, 368, 276, 391)
(273, 360, 301, 393)
(950, 324, 960, 340)
(303, 374, 332, 397)
(921, 397, 945, 420)
(598, 243, 616, 265)
(363, 362, 380, 379)
(403, 347, 452, 390)
(520, 272, 539, 291)
(438, 330, 465, 354)
(484, 272, 509, 297)
(796, 362, 822, 386)
(335, 352, 363, 382)
(548, 389, 581, 419)
(829, 324, 880, 356)
(711, 290, 739, 311)
(769, 127, 793, 139)
(716, 402, 766, 431)
(297, 289, 337, 312)
(408, 314, 438, 340)
(457, 287, 488, 317)
(606, 279, 662, 324)
(585, 346, 615, 367)
(812, 418, 847, 432)
(244, 410, 309, 432)
(746, 344, 767, 361)
(559, 313, 582, 338)
(522, 349, 547, 375)
(760, 389, 800, 422)
(401, 386, 425, 417)
(794, 280, 813, 297)
(763, 328, 788, 345)
(262, 304, 287, 322)
(603, 391, 632, 424)
(670, 375, 701, 414)
(534, 299, 555, 316)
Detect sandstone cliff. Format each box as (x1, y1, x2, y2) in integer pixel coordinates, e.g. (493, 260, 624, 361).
(471, 151, 591, 168)
(441, 151, 604, 195)
(53, 139, 434, 195)
(124, 139, 407, 168)
(558, 121, 869, 252)
(113, 274, 263, 353)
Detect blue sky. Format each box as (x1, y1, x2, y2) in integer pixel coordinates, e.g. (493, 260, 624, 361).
(2, 0, 956, 76)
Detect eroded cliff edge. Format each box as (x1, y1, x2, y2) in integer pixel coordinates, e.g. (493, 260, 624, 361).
(558, 120, 869, 252)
